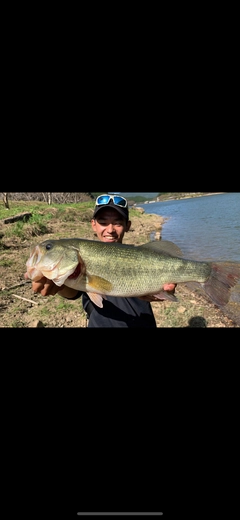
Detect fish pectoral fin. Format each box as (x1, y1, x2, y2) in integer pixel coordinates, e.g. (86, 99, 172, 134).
(153, 291, 178, 302)
(86, 275, 112, 308)
(87, 292, 107, 308)
(87, 274, 113, 292)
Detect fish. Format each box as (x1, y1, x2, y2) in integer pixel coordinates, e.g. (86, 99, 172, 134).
(25, 237, 240, 308)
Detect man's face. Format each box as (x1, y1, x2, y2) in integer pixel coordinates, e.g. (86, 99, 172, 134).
(91, 208, 131, 243)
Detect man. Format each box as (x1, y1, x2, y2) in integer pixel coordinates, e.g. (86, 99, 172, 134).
(25, 194, 176, 327)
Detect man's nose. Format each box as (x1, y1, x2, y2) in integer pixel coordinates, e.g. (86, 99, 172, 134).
(106, 223, 115, 231)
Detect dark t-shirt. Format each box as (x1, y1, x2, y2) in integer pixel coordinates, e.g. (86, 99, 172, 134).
(80, 292, 157, 328)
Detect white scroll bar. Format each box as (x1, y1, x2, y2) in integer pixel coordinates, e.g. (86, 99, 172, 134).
(77, 514, 163, 516)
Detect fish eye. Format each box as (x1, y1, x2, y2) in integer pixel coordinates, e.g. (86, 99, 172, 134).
(46, 243, 53, 250)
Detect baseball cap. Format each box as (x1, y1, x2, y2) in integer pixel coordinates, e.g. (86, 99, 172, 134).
(93, 194, 129, 221)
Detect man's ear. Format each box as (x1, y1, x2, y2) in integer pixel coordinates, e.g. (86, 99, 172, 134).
(126, 220, 131, 232)
(91, 219, 96, 230)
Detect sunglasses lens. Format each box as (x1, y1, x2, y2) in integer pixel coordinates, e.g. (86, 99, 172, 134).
(96, 195, 111, 205)
(113, 196, 127, 207)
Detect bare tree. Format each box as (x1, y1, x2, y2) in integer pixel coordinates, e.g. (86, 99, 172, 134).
(4, 193, 95, 204)
(3, 193, 10, 209)
(47, 193, 52, 205)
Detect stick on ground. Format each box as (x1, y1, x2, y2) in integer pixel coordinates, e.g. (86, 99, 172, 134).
(12, 294, 38, 305)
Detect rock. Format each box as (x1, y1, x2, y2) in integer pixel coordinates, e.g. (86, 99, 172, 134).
(31, 320, 44, 328)
(134, 207, 145, 214)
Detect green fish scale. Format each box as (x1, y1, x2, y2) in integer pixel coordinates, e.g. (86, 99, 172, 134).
(76, 240, 212, 296)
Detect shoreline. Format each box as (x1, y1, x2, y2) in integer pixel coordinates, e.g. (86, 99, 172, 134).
(148, 192, 226, 203)
(133, 200, 240, 327)
(170, 192, 225, 200)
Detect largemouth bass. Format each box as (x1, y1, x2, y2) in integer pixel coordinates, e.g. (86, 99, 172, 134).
(25, 238, 240, 308)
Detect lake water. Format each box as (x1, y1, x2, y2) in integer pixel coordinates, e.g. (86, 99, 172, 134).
(138, 193, 240, 263)
(137, 192, 240, 317)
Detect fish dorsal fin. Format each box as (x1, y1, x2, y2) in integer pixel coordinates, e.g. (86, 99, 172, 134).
(138, 240, 183, 257)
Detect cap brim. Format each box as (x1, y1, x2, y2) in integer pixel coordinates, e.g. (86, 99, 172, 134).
(93, 203, 128, 220)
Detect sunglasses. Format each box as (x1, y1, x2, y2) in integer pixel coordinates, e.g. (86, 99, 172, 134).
(95, 194, 128, 208)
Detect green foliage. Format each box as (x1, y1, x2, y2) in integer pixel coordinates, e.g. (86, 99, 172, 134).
(4, 220, 26, 238)
(130, 195, 149, 202)
(0, 258, 12, 267)
(0, 201, 44, 220)
(39, 307, 50, 316)
(0, 200, 97, 221)
(56, 301, 75, 311)
(3, 216, 50, 239)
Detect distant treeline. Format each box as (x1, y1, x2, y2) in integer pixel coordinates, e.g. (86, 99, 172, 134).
(1, 193, 94, 204)
(1, 192, 160, 205)
(2, 192, 219, 208)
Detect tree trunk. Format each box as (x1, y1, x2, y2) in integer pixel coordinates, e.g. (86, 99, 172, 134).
(3, 193, 10, 209)
(47, 192, 52, 205)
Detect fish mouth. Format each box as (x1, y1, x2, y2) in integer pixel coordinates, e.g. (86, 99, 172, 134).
(26, 244, 79, 284)
(26, 245, 48, 280)
(27, 245, 43, 267)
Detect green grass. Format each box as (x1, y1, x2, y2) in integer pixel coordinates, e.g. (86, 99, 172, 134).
(37, 307, 52, 317)
(0, 258, 13, 267)
(0, 200, 44, 219)
(56, 301, 75, 311)
(3, 218, 50, 239)
(0, 200, 96, 240)
(0, 200, 96, 221)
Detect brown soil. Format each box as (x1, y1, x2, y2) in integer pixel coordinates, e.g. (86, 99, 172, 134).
(0, 206, 239, 327)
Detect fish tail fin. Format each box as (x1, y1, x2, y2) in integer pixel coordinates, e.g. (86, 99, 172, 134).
(201, 262, 240, 306)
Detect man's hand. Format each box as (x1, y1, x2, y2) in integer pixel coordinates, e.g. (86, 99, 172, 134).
(139, 283, 177, 302)
(24, 273, 61, 296)
(24, 272, 79, 299)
